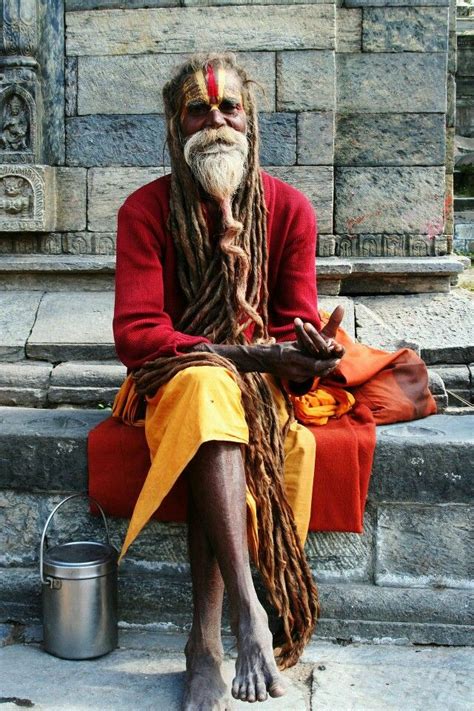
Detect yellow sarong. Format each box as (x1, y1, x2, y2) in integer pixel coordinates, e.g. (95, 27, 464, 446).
(117, 366, 316, 561)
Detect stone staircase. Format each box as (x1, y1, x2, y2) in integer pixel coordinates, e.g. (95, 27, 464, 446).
(0, 279, 473, 646)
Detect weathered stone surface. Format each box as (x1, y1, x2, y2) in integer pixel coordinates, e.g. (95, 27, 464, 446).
(55, 167, 87, 231)
(65, 56, 77, 118)
(66, 0, 178, 9)
(447, 72, 456, 129)
(345, 0, 449, 5)
(27, 291, 116, 361)
(297, 112, 334, 165)
(363, 7, 448, 53)
(310, 642, 472, 711)
(277, 51, 335, 111)
(355, 291, 474, 364)
(66, 6, 335, 56)
(446, 126, 455, 172)
(335, 233, 449, 259)
(335, 114, 446, 167)
(88, 167, 165, 232)
(266, 166, 333, 232)
(78, 52, 276, 115)
(37, 0, 65, 165)
(376, 504, 473, 588)
(0, 292, 43, 361)
(337, 53, 447, 113)
(370, 414, 474, 504)
(0, 165, 56, 232)
(49, 360, 126, 406)
(0, 407, 108, 493)
(62, 232, 117, 255)
(307, 510, 374, 583)
(429, 365, 471, 390)
(0, 361, 52, 407)
(259, 113, 297, 165)
(336, 7, 361, 53)
(0, 255, 115, 291)
(66, 115, 168, 167)
(335, 167, 445, 235)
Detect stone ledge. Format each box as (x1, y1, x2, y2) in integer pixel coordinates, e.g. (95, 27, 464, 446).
(0, 256, 115, 291)
(1, 569, 471, 645)
(0, 408, 471, 505)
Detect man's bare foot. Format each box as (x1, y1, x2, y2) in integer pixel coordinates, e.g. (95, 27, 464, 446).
(183, 639, 233, 711)
(232, 606, 286, 703)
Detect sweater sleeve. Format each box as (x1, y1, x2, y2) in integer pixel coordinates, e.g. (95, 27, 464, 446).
(268, 196, 321, 343)
(113, 202, 210, 368)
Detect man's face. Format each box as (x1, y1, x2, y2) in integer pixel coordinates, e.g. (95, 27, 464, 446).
(180, 66, 247, 138)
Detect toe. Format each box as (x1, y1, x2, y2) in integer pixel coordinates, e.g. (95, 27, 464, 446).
(255, 677, 267, 702)
(268, 677, 286, 698)
(239, 683, 248, 702)
(231, 678, 240, 699)
(246, 680, 257, 703)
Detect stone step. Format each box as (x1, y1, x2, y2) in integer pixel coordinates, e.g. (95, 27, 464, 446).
(1, 568, 471, 646)
(0, 255, 466, 294)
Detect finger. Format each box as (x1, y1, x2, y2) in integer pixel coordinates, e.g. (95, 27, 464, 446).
(303, 322, 332, 356)
(295, 319, 319, 355)
(321, 305, 345, 339)
(312, 358, 340, 378)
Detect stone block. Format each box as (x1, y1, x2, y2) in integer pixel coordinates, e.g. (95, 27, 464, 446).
(0, 255, 115, 291)
(49, 360, 126, 406)
(66, 115, 168, 167)
(335, 114, 446, 167)
(335, 167, 445, 235)
(306, 509, 374, 583)
(66, 5, 335, 56)
(266, 166, 333, 233)
(345, 0, 450, 5)
(297, 112, 334, 165)
(0, 407, 108, 493)
(0, 361, 52, 407)
(259, 113, 297, 166)
(55, 167, 87, 232)
(370, 414, 473, 504)
(65, 57, 77, 117)
(277, 51, 335, 112)
(355, 291, 474, 364)
(363, 7, 449, 53)
(446, 126, 455, 173)
(447, 73, 456, 129)
(67, 0, 178, 9)
(317, 234, 336, 258)
(376, 504, 473, 588)
(0, 292, 43, 361)
(336, 7, 361, 52)
(337, 53, 447, 113)
(77, 52, 276, 115)
(342, 256, 462, 294)
(88, 167, 166, 232)
(27, 291, 116, 361)
(39, 234, 63, 254)
(0, 165, 56, 232)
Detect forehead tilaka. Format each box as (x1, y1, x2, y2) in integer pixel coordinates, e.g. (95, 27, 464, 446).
(181, 65, 243, 110)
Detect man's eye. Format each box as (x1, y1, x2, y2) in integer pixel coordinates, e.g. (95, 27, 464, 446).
(187, 103, 209, 116)
(219, 100, 239, 113)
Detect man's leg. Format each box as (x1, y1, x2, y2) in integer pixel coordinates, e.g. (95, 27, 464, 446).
(185, 440, 286, 704)
(183, 496, 230, 710)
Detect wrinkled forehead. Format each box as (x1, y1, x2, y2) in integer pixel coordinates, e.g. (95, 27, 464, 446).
(180, 66, 243, 110)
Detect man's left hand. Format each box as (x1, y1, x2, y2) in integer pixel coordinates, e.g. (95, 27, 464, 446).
(294, 305, 345, 360)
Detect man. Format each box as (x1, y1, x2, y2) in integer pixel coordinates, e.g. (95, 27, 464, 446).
(109, 52, 434, 709)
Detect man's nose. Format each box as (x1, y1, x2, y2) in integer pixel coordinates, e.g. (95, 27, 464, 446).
(204, 108, 226, 128)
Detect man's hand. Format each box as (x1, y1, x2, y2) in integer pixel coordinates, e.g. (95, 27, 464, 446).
(294, 305, 345, 360)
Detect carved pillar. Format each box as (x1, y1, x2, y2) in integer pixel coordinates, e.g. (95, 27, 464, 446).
(0, 0, 58, 231)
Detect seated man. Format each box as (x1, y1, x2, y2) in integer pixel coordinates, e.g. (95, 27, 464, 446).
(108, 52, 434, 709)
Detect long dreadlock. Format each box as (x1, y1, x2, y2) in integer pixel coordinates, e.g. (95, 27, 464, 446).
(134, 52, 318, 669)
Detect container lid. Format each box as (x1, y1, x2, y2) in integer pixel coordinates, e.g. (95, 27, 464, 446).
(43, 541, 118, 580)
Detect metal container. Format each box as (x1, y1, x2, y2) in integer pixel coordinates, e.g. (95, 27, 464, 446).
(40, 494, 118, 660)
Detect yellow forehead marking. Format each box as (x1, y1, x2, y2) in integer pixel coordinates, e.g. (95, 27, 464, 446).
(181, 67, 243, 116)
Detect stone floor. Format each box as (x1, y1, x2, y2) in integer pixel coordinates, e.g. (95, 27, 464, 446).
(0, 630, 472, 710)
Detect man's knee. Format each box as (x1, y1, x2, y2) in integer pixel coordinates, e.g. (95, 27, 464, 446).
(171, 365, 237, 393)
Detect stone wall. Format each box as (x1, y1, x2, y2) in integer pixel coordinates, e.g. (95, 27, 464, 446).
(0, 0, 455, 261)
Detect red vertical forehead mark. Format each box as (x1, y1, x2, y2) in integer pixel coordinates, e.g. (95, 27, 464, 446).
(206, 65, 219, 103)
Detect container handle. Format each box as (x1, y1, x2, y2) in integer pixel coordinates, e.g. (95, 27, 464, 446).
(40, 493, 111, 586)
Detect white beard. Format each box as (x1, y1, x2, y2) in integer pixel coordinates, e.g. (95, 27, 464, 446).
(183, 127, 249, 201)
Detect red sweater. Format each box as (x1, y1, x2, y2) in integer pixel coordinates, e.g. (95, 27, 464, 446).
(113, 172, 321, 369)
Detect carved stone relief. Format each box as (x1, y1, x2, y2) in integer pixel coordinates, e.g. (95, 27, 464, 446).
(0, 83, 36, 162)
(0, 165, 54, 231)
(383, 234, 406, 257)
(1, 0, 38, 57)
(408, 235, 432, 257)
(360, 235, 382, 257)
(317, 234, 335, 257)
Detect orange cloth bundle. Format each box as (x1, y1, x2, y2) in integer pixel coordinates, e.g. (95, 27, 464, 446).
(290, 380, 355, 426)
